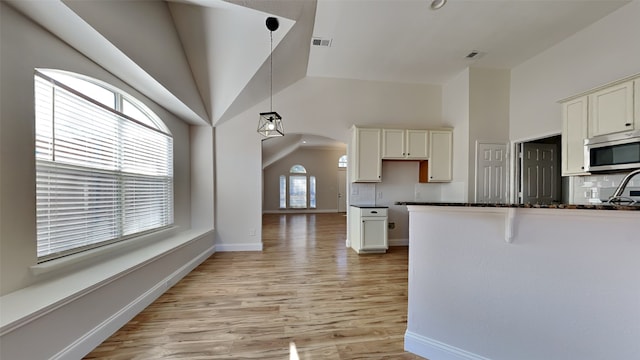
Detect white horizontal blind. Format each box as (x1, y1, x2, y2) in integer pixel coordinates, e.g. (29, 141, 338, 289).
(35, 73, 173, 261)
(289, 175, 307, 209)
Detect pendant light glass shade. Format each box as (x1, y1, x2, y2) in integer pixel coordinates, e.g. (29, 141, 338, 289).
(258, 17, 284, 137)
(257, 111, 284, 137)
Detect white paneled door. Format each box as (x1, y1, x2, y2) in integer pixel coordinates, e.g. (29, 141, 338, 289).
(475, 142, 508, 203)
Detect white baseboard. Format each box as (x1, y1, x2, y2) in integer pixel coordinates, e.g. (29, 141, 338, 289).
(52, 245, 215, 360)
(215, 242, 263, 252)
(404, 331, 491, 360)
(389, 238, 409, 246)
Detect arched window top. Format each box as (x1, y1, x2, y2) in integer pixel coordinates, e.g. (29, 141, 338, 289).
(338, 155, 347, 168)
(37, 69, 170, 134)
(290, 164, 307, 174)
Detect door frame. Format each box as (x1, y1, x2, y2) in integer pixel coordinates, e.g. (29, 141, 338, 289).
(337, 169, 347, 212)
(510, 132, 562, 204)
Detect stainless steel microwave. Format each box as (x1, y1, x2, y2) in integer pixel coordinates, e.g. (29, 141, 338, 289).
(584, 130, 640, 172)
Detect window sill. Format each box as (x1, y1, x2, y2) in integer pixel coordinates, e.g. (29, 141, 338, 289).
(30, 226, 178, 276)
(0, 227, 214, 335)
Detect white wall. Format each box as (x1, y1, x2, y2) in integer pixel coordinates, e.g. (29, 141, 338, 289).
(215, 109, 264, 251)
(63, 0, 208, 123)
(441, 68, 470, 202)
(510, 0, 640, 142)
(191, 125, 216, 230)
(440, 67, 511, 203)
(280, 77, 443, 141)
(405, 206, 640, 360)
(0, 2, 190, 294)
(0, 4, 214, 358)
(469, 68, 511, 143)
(468, 68, 511, 201)
(215, 76, 443, 249)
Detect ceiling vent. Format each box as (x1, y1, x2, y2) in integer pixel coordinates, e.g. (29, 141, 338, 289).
(465, 50, 485, 60)
(312, 37, 332, 47)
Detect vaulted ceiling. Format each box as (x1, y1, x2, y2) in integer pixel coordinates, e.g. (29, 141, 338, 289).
(6, 0, 631, 162)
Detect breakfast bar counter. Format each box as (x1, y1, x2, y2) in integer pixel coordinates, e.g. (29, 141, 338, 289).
(395, 201, 640, 210)
(400, 203, 640, 360)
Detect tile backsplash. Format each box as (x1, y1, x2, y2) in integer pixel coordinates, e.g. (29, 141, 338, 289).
(349, 183, 377, 206)
(571, 171, 640, 204)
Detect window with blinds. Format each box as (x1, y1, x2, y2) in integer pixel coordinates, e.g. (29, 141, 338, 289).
(34, 70, 173, 262)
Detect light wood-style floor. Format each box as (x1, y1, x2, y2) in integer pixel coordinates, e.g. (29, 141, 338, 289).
(85, 213, 424, 359)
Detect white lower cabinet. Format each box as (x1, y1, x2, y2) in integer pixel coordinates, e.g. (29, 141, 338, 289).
(349, 206, 388, 253)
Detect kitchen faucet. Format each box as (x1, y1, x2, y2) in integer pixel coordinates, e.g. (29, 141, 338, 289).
(608, 168, 640, 205)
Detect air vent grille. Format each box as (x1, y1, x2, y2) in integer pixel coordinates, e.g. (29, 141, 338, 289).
(312, 37, 332, 47)
(465, 50, 485, 59)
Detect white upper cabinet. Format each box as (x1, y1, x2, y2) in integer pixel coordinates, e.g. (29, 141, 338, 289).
(381, 129, 428, 159)
(406, 130, 430, 159)
(381, 129, 405, 159)
(561, 96, 589, 176)
(588, 80, 635, 137)
(560, 75, 640, 177)
(351, 127, 382, 182)
(428, 130, 453, 182)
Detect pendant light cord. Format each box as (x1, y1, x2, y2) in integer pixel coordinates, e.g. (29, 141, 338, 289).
(270, 30, 273, 112)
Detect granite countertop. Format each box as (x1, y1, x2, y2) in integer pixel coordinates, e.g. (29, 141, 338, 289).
(350, 205, 389, 209)
(395, 201, 640, 211)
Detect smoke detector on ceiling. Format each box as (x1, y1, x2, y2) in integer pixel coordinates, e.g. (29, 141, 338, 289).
(430, 0, 447, 10)
(312, 37, 332, 47)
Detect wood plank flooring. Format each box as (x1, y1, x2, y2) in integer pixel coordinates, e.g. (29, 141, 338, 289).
(85, 213, 424, 359)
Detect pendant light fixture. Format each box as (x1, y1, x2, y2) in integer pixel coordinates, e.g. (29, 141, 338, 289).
(257, 17, 284, 137)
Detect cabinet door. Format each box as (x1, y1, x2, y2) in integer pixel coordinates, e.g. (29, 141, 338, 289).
(348, 206, 361, 250)
(428, 130, 453, 182)
(381, 129, 405, 159)
(561, 97, 589, 176)
(588, 81, 634, 137)
(352, 128, 381, 182)
(406, 130, 429, 159)
(361, 217, 388, 250)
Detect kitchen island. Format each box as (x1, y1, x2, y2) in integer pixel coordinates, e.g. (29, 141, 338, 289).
(399, 203, 640, 360)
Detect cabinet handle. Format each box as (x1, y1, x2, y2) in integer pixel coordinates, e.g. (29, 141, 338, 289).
(625, 123, 632, 126)
(581, 166, 584, 170)
(407, 153, 410, 156)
